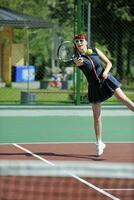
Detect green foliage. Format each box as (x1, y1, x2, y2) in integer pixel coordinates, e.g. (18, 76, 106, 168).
(48, 0, 74, 25)
(1, 36, 10, 47)
(91, 0, 134, 80)
(94, 42, 113, 60)
(0, 0, 134, 105)
(48, 0, 74, 41)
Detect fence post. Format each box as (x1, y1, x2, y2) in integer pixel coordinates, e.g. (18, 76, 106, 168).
(88, 0, 91, 45)
(76, 0, 83, 105)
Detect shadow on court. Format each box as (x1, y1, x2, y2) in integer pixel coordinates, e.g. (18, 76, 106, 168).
(0, 151, 106, 161)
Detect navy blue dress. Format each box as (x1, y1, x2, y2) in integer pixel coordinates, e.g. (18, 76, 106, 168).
(79, 48, 121, 103)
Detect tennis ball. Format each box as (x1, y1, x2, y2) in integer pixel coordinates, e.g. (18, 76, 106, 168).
(86, 49, 93, 55)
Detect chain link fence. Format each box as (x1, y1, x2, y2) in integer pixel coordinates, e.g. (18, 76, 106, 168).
(0, 0, 133, 105)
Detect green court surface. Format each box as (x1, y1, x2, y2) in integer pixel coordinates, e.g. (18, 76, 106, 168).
(0, 110, 134, 143)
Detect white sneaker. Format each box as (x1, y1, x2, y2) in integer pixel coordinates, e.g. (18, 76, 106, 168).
(96, 142, 106, 156)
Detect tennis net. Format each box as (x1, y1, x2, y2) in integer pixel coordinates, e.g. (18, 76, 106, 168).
(0, 160, 134, 200)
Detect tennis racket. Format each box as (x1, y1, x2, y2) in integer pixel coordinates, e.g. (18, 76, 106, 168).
(57, 41, 79, 62)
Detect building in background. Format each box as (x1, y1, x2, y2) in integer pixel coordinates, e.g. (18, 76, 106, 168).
(0, 7, 53, 82)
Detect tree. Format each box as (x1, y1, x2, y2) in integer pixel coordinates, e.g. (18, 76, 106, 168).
(1, 0, 134, 80)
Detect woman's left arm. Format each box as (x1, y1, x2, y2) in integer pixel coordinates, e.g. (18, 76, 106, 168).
(96, 48, 112, 80)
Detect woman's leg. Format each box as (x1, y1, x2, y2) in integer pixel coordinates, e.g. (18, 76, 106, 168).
(92, 103, 102, 143)
(92, 103, 106, 156)
(114, 88, 134, 112)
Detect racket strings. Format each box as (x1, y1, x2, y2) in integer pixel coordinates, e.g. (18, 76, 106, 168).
(57, 42, 76, 62)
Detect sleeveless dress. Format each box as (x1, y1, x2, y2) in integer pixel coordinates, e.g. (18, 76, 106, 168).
(79, 48, 121, 103)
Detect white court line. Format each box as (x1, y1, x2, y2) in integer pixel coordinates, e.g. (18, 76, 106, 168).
(1, 141, 133, 145)
(13, 143, 120, 200)
(104, 189, 134, 191)
(0, 109, 133, 116)
(0, 105, 127, 109)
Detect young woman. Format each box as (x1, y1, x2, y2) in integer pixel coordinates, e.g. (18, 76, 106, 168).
(73, 34, 134, 156)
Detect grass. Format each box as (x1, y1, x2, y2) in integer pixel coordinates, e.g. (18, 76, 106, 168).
(0, 88, 72, 104)
(0, 87, 134, 105)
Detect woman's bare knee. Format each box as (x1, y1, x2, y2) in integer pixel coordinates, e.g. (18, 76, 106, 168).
(92, 103, 102, 120)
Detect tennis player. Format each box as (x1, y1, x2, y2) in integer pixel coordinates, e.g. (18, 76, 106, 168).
(73, 34, 134, 156)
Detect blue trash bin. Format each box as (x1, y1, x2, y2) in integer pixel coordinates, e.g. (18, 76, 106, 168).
(12, 65, 35, 82)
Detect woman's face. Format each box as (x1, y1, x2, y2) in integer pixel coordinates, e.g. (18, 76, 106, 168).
(74, 39, 88, 53)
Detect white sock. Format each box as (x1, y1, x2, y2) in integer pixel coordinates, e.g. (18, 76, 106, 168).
(96, 138, 102, 144)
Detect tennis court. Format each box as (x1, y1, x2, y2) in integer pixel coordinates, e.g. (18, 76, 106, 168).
(0, 105, 134, 200)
